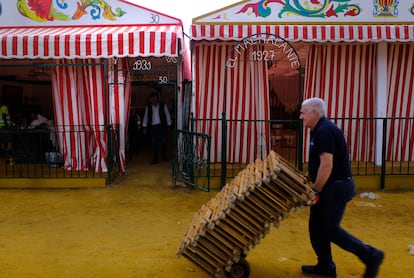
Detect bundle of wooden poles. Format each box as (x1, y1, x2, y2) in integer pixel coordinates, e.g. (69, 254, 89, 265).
(176, 151, 315, 277)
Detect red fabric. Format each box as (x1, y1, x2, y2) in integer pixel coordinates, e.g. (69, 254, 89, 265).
(190, 24, 414, 43)
(108, 59, 131, 173)
(193, 43, 270, 163)
(0, 25, 183, 59)
(303, 44, 377, 162)
(52, 59, 107, 171)
(386, 44, 414, 161)
(52, 58, 131, 172)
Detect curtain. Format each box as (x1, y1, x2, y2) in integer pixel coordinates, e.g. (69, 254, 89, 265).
(193, 43, 270, 163)
(52, 59, 106, 171)
(52, 58, 131, 172)
(108, 58, 131, 173)
(80, 60, 109, 172)
(386, 43, 414, 161)
(303, 43, 377, 162)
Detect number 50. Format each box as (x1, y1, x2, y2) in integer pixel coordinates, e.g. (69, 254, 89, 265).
(158, 76, 168, 83)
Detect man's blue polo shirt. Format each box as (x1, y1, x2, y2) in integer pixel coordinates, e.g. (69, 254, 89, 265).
(308, 117, 352, 184)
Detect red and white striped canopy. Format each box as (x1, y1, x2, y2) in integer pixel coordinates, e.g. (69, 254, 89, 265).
(190, 24, 414, 42)
(0, 25, 183, 59)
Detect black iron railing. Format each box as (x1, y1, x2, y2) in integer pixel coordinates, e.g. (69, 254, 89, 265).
(172, 129, 211, 191)
(0, 125, 120, 183)
(190, 116, 414, 190)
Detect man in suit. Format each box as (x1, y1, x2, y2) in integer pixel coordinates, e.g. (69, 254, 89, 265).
(142, 91, 172, 164)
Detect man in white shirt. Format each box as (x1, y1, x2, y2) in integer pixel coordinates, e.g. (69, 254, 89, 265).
(142, 92, 172, 164)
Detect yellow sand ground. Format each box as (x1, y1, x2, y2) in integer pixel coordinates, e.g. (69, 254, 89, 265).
(0, 156, 413, 278)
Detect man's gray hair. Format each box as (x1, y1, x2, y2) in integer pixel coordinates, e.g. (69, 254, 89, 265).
(301, 97, 326, 116)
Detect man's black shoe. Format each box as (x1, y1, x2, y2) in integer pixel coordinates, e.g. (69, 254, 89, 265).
(363, 249, 384, 278)
(301, 265, 337, 278)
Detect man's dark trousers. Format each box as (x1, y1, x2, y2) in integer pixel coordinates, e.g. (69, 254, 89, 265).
(309, 178, 374, 269)
(150, 124, 167, 163)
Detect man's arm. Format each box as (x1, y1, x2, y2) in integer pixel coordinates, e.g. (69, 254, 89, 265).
(312, 152, 333, 192)
(142, 106, 149, 135)
(142, 106, 149, 128)
(164, 104, 172, 126)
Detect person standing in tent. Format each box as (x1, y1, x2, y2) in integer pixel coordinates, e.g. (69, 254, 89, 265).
(142, 91, 172, 164)
(299, 97, 384, 278)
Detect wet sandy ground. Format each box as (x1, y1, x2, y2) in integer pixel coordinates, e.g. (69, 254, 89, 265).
(0, 154, 413, 278)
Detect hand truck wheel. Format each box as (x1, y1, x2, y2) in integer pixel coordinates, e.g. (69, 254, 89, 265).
(225, 258, 250, 278)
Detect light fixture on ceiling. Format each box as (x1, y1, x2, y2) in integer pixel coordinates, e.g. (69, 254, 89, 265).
(28, 63, 50, 80)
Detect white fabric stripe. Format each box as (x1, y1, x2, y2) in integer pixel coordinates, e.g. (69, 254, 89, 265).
(0, 25, 181, 36)
(303, 44, 376, 162)
(141, 30, 150, 55)
(386, 44, 414, 161)
(211, 45, 226, 162)
(194, 44, 222, 162)
(0, 25, 182, 58)
(59, 65, 79, 169)
(190, 25, 414, 42)
(83, 60, 107, 172)
(193, 43, 270, 164)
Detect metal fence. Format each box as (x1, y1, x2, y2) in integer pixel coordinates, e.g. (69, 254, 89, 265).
(0, 125, 120, 183)
(189, 116, 414, 189)
(172, 129, 211, 191)
(330, 117, 414, 177)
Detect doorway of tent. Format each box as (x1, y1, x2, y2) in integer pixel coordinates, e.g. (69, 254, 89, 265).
(127, 81, 176, 165)
(267, 42, 308, 163)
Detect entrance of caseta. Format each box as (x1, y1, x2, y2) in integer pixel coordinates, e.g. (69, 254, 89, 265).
(267, 42, 308, 153)
(126, 56, 178, 163)
(224, 36, 308, 164)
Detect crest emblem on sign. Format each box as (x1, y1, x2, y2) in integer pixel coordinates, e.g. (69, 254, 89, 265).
(373, 0, 399, 17)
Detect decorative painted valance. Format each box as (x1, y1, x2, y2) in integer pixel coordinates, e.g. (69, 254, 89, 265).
(0, 1, 184, 58)
(193, 0, 413, 25)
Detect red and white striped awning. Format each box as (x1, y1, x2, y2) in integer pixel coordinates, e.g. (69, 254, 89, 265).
(190, 24, 414, 43)
(0, 25, 183, 59)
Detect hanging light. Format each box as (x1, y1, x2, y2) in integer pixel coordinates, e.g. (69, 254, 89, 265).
(28, 63, 50, 80)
